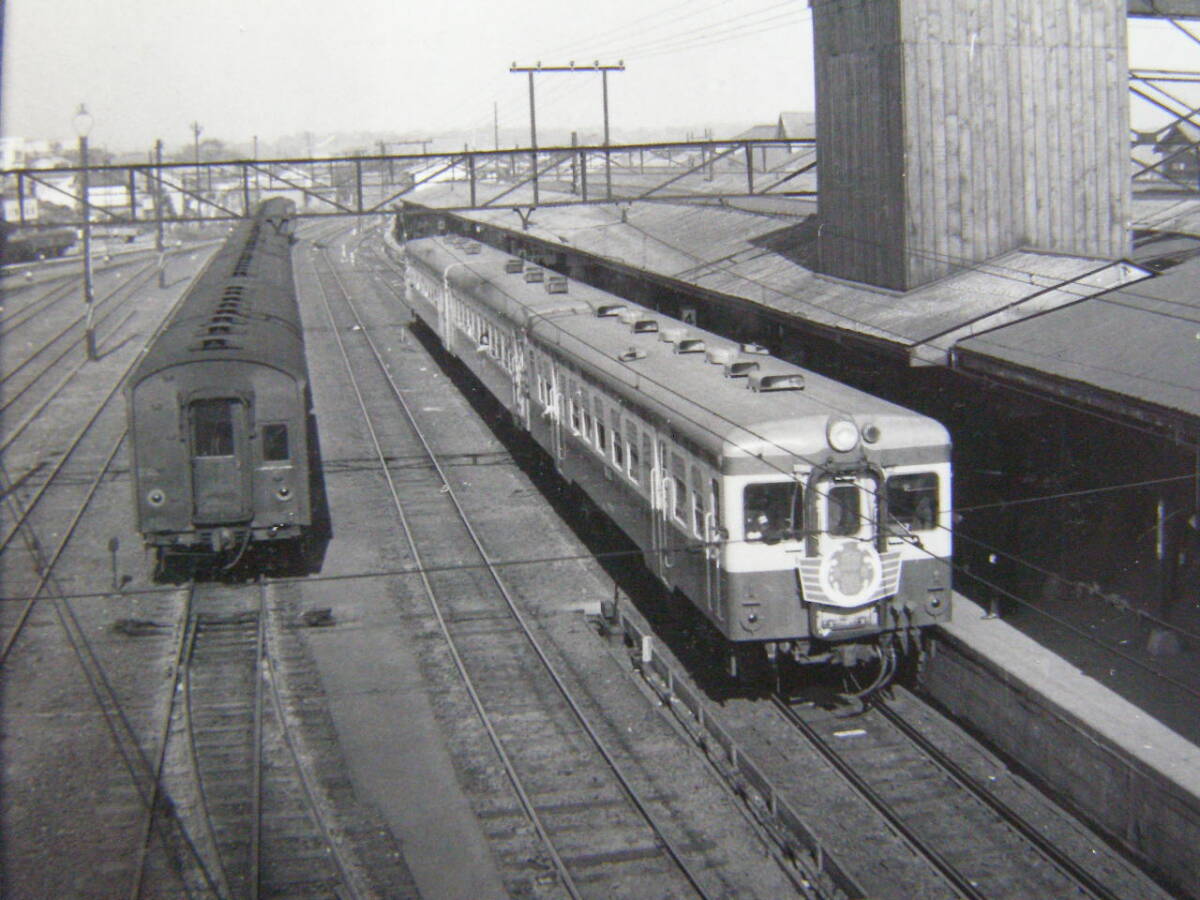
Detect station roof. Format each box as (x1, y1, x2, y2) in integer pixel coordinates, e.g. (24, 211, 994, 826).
(955, 249, 1200, 429)
(406, 185, 1198, 436)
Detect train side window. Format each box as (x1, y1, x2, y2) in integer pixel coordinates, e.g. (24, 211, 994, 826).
(670, 454, 687, 523)
(582, 393, 594, 444)
(262, 424, 289, 462)
(594, 398, 608, 456)
(640, 432, 652, 487)
(191, 399, 235, 457)
(710, 478, 722, 538)
(626, 421, 640, 483)
(886, 472, 939, 531)
(610, 411, 624, 468)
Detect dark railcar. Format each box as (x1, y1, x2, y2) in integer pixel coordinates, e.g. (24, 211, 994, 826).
(126, 199, 312, 566)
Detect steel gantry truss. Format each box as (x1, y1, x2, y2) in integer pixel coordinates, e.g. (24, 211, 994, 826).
(1, 138, 817, 230)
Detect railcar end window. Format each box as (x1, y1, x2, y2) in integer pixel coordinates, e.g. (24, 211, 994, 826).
(191, 399, 236, 457)
(827, 485, 862, 536)
(262, 424, 289, 462)
(886, 472, 939, 531)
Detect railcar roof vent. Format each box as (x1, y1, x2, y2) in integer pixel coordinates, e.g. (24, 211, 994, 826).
(192, 338, 241, 351)
(545, 275, 568, 294)
(617, 309, 640, 326)
(675, 337, 706, 354)
(618, 347, 647, 362)
(464, 242, 483, 254)
(631, 318, 659, 334)
(505, 258, 524, 273)
(706, 346, 738, 366)
(741, 342, 770, 355)
(524, 268, 545, 283)
(725, 360, 760, 378)
(659, 325, 687, 343)
(748, 371, 805, 392)
(594, 303, 626, 317)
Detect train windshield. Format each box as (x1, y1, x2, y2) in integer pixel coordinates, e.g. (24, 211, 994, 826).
(743, 481, 803, 543)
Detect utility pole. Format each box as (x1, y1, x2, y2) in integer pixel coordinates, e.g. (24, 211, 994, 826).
(191, 121, 203, 211)
(509, 61, 624, 204)
(155, 139, 166, 288)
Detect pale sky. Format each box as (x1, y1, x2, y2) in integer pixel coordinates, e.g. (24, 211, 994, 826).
(0, 1, 1194, 154)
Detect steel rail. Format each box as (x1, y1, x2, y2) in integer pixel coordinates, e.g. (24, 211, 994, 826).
(250, 586, 265, 900)
(0, 307, 139, 455)
(311, 239, 715, 899)
(0, 277, 77, 334)
(0, 242, 217, 559)
(0, 428, 128, 663)
(130, 586, 206, 900)
(260, 581, 368, 899)
(0, 457, 217, 896)
(771, 695, 990, 900)
(0, 260, 154, 402)
(871, 695, 1125, 900)
(306, 242, 592, 898)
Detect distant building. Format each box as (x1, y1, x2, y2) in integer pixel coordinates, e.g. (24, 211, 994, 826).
(734, 111, 817, 172)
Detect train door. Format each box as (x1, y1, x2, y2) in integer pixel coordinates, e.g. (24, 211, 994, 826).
(438, 275, 453, 354)
(549, 363, 565, 470)
(188, 398, 252, 524)
(514, 340, 530, 429)
(704, 477, 722, 616)
(649, 435, 672, 582)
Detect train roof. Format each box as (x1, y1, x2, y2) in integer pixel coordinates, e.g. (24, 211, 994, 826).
(407, 237, 950, 464)
(129, 202, 307, 388)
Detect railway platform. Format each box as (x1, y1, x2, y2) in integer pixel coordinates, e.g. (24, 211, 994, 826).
(925, 595, 1200, 898)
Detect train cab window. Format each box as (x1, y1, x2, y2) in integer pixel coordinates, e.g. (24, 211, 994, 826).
(190, 399, 236, 457)
(743, 481, 803, 543)
(827, 484, 863, 536)
(886, 473, 939, 531)
(262, 424, 290, 462)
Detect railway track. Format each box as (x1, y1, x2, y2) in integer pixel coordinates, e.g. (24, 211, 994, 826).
(772, 686, 1170, 900)
(135, 581, 367, 899)
(307, 239, 726, 898)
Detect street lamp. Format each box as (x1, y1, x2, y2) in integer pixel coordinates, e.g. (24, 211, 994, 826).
(73, 103, 97, 361)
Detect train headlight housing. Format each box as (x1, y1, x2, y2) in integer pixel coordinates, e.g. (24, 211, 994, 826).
(275, 486, 293, 501)
(147, 489, 166, 507)
(826, 417, 859, 453)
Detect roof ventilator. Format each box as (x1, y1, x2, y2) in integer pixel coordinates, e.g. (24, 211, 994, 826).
(545, 275, 568, 294)
(659, 325, 687, 344)
(618, 347, 647, 362)
(524, 268, 545, 283)
(505, 258, 524, 273)
(595, 303, 627, 317)
(725, 360, 761, 378)
(748, 371, 805, 392)
(675, 338, 706, 354)
(632, 318, 659, 334)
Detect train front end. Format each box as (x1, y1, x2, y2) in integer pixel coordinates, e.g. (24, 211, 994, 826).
(717, 411, 952, 680)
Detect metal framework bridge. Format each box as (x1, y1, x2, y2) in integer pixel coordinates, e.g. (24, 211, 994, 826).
(1, 138, 816, 230)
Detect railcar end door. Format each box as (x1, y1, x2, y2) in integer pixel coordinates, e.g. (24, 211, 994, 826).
(189, 398, 252, 524)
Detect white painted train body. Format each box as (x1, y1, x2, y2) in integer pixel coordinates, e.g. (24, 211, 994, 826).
(402, 234, 952, 674)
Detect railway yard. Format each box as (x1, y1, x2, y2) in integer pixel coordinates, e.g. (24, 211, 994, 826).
(1, 213, 1194, 899)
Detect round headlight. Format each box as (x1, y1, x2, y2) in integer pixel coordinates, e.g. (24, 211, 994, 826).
(827, 417, 859, 453)
(147, 489, 166, 507)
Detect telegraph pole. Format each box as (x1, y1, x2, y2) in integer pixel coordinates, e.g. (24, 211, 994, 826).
(509, 61, 625, 204)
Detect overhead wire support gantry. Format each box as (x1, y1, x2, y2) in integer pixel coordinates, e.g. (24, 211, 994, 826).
(509, 61, 625, 205)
